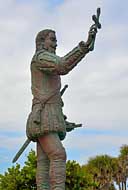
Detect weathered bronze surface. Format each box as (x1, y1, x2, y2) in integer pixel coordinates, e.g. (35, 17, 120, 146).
(13, 8, 101, 190)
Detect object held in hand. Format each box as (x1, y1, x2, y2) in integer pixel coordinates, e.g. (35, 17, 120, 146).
(92, 7, 101, 29)
(88, 7, 101, 51)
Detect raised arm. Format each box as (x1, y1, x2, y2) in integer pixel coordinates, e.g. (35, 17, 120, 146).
(33, 30, 97, 75)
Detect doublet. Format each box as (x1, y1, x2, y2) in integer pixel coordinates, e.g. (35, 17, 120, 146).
(26, 41, 88, 141)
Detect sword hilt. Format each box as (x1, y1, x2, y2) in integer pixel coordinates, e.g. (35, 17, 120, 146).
(92, 7, 101, 29)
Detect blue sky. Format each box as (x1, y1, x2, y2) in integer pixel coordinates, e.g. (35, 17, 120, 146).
(0, 0, 128, 176)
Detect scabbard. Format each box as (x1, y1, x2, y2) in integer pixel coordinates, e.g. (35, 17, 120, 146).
(12, 138, 31, 163)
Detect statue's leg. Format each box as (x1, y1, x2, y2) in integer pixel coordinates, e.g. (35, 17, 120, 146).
(36, 142, 50, 190)
(38, 132, 67, 190)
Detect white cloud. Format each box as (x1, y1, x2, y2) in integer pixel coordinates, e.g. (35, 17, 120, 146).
(64, 133, 128, 150)
(0, 0, 128, 172)
(63, 132, 128, 164)
(0, 135, 26, 150)
(61, 39, 128, 130)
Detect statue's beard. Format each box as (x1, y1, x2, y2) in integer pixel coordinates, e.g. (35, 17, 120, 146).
(48, 46, 56, 54)
(42, 45, 57, 54)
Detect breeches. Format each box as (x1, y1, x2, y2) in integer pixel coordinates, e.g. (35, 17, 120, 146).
(36, 133, 67, 190)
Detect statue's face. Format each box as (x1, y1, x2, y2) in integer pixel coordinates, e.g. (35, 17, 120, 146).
(44, 32, 57, 53)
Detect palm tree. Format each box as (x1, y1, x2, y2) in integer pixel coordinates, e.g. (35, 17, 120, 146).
(118, 145, 128, 190)
(86, 155, 116, 190)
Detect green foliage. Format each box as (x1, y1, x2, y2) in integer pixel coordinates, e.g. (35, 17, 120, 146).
(20, 150, 37, 189)
(87, 154, 114, 171)
(119, 144, 128, 157)
(1, 145, 128, 190)
(0, 150, 36, 190)
(109, 183, 117, 190)
(0, 164, 21, 190)
(66, 160, 92, 190)
(85, 155, 118, 190)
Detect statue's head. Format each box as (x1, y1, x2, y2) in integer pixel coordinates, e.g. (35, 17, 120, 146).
(36, 29, 57, 53)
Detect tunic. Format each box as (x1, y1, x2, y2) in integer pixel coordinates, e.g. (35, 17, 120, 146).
(26, 41, 89, 141)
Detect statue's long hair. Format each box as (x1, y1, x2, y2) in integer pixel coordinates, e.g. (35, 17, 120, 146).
(35, 29, 55, 51)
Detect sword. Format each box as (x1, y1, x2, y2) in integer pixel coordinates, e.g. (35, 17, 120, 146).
(89, 7, 101, 51)
(12, 138, 31, 163)
(12, 84, 68, 163)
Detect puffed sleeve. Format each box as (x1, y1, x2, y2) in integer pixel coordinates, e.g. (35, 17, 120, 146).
(31, 51, 59, 74)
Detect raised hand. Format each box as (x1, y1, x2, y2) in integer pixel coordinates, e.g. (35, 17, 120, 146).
(86, 8, 101, 51)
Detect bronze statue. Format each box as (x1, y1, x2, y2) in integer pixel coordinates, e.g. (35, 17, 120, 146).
(13, 8, 101, 190)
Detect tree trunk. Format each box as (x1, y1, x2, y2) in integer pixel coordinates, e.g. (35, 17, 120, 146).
(124, 181, 126, 190)
(118, 183, 121, 190)
(121, 182, 123, 190)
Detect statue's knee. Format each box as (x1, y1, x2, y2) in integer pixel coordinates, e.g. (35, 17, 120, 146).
(49, 147, 67, 161)
(37, 156, 49, 164)
(60, 148, 67, 161)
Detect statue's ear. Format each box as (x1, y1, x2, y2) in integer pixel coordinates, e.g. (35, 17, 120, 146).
(37, 42, 44, 51)
(41, 42, 44, 48)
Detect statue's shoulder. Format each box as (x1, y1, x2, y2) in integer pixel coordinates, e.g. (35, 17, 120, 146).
(32, 50, 60, 64)
(32, 50, 45, 62)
